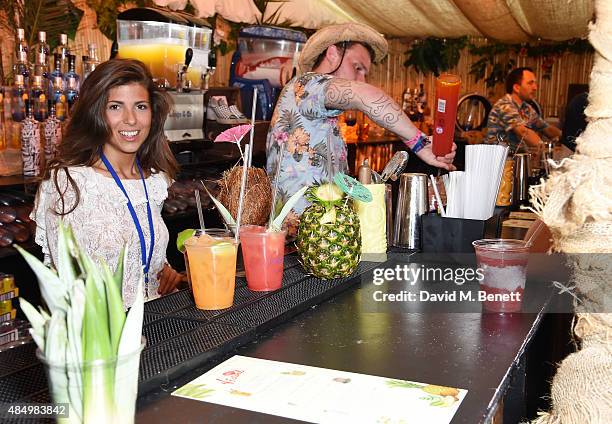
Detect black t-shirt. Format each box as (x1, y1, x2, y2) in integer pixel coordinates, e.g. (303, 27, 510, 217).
(561, 92, 588, 152)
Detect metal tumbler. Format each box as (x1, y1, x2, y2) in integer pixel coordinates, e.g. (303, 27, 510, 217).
(385, 183, 393, 247)
(513, 153, 531, 206)
(393, 173, 428, 249)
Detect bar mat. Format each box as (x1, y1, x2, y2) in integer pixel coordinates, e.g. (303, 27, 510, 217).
(0, 343, 37, 377)
(0, 363, 47, 403)
(171, 286, 268, 322)
(0, 254, 390, 403)
(144, 289, 193, 315)
(139, 322, 253, 394)
(143, 317, 202, 347)
(144, 312, 163, 326)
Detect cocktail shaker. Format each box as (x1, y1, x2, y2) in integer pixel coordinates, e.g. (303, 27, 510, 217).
(393, 173, 428, 249)
(513, 153, 531, 206)
(385, 184, 393, 247)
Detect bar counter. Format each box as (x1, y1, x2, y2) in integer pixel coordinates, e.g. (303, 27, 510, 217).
(0, 250, 570, 423)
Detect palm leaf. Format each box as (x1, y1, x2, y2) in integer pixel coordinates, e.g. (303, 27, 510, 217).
(22, 0, 84, 50)
(85, 0, 146, 41)
(271, 186, 307, 230)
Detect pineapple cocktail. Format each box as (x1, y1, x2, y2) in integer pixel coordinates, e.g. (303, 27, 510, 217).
(296, 183, 361, 279)
(184, 230, 238, 310)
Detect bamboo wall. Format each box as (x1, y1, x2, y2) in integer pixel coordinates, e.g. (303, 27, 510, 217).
(1, 2, 593, 118)
(363, 38, 594, 119)
(212, 37, 594, 119)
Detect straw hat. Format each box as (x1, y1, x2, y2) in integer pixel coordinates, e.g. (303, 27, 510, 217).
(298, 22, 388, 72)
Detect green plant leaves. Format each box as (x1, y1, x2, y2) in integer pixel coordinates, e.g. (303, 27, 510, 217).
(271, 186, 307, 231)
(404, 37, 468, 76)
(24, 0, 84, 48)
(85, 0, 146, 41)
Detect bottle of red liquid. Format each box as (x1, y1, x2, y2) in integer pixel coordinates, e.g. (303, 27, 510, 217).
(432, 74, 461, 156)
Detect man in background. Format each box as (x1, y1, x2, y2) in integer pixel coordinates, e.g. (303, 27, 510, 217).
(486, 67, 561, 153)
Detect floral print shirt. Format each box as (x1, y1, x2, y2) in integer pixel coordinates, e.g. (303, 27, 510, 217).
(266, 73, 347, 221)
(485, 94, 549, 152)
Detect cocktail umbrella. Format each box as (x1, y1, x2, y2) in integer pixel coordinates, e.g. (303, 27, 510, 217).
(214, 119, 273, 227)
(214, 124, 253, 160)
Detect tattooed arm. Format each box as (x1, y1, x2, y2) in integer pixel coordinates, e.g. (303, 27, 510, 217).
(325, 78, 456, 170)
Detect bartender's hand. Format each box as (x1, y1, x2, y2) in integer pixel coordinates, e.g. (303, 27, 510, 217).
(157, 263, 184, 295)
(416, 142, 457, 171)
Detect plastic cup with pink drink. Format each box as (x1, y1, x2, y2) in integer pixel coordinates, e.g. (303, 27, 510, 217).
(472, 239, 529, 313)
(240, 225, 286, 291)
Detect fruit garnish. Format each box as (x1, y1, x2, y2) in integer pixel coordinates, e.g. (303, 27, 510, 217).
(177, 229, 196, 253)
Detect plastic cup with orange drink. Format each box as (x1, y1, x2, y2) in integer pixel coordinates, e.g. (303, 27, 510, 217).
(184, 229, 238, 310)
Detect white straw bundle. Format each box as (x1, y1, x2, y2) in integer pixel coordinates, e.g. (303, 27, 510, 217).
(443, 145, 508, 220)
(442, 171, 465, 218)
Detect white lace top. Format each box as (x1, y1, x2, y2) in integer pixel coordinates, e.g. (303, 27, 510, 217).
(31, 166, 170, 308)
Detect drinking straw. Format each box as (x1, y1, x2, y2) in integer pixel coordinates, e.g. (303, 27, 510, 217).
(525, 219, 545, 247)
(489, 145, 509, 216)
(247, 87, 258, 168)
(325, 136, 334, 182)
(268, 146, 284, 230)
(429, 174, 446, 217)
(235, 144, 250, 242)
(194, 189, 205, 230)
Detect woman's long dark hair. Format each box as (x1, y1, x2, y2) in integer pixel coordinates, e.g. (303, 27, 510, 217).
(45, 59, 178, 215)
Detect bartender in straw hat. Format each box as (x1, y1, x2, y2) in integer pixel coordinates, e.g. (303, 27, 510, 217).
(266, 22, 457, 235)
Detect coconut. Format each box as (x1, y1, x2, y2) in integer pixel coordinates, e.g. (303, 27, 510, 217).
(217, 166, 272, 226)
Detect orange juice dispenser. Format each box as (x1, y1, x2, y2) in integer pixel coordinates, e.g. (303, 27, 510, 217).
(116, 7, 212, 142)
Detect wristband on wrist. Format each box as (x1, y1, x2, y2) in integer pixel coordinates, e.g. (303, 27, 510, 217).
(404, 131, 430, 154)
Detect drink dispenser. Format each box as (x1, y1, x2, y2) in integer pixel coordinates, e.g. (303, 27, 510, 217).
(117, 7, 212, 142)
(116, 7, 212, 89)
(230, 26, 307, 120)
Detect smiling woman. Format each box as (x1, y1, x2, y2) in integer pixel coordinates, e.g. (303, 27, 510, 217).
(102, 83, 153, 166)
(31, 59, 184, 308)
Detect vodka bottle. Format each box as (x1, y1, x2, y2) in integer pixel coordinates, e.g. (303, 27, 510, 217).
(30, 31, 50, 69)
(11, 75, 28, 122)
(65, 76, 79, 116)
(82, 43, 100, 81)
(64, 54, 80, 93)
(54, 33, 70, 74)
(15, 28, 29, 62)
(44, 105, 62, 163)
(21, 101, 42, 176)
(13, 51, 30, 88)
(30, 75, 48, 122)
(51, 77, 67, 122)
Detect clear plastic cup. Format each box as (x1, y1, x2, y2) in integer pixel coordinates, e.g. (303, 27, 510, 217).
(240, 225, 286, 291)
(37, 337, 146, 423)
(184, 229, 238, 310)
(183, 228, 232, 290)
(472, 239, 529, 313)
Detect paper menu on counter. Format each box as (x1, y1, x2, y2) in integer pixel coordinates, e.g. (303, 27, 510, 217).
(172, 355, 468, 423)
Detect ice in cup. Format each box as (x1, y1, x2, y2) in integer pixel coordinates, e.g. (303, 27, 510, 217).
(184, 229, 238, 310)
(472, 239, 529, 313)
(183, 229, 232, 290)
(240, 225, 286, 291)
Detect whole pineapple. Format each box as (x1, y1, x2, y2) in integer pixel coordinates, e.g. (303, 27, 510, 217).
(297, 183, 361, 279)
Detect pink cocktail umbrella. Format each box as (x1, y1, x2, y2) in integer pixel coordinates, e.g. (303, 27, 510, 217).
(214, 124, 253, 161)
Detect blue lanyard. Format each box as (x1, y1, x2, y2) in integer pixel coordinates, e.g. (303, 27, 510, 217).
(100, 152, 155, 283)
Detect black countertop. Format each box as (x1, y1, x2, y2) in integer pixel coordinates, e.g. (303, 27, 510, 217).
(0, 250, 571, 424)
(135, 252, 569, 424)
